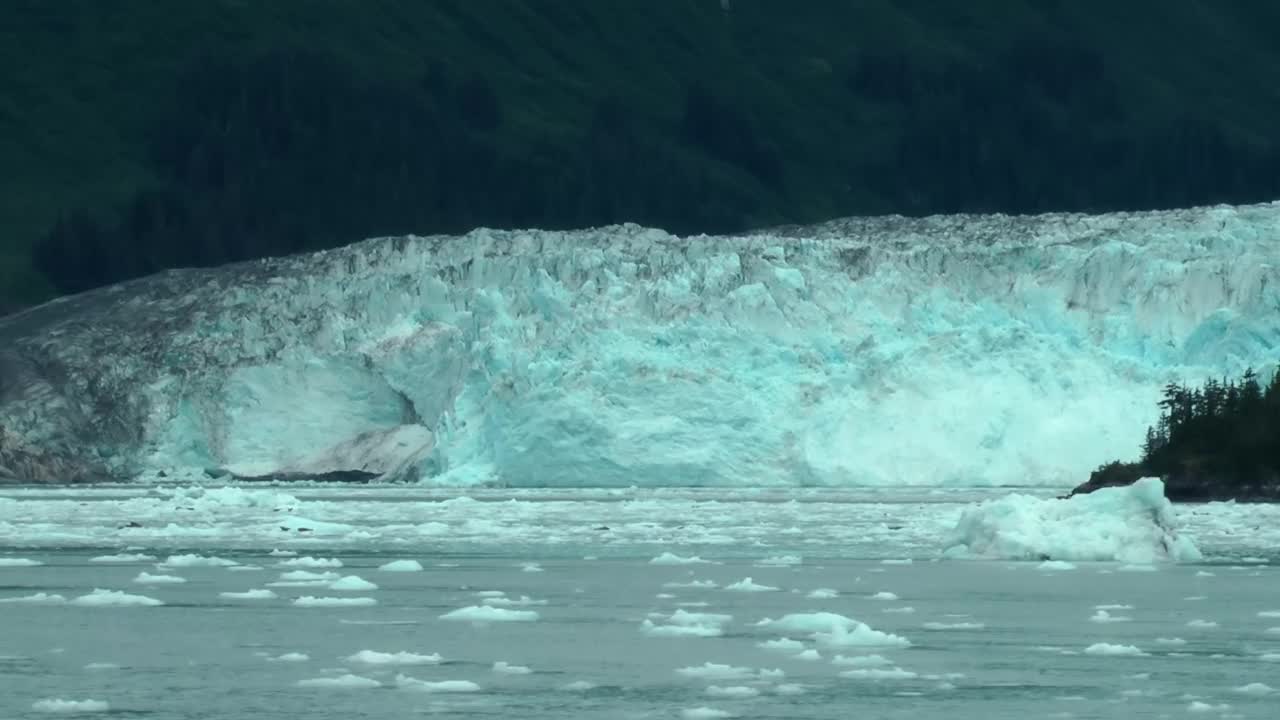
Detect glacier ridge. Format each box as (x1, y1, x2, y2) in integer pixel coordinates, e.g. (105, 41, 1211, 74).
(1, 203, 1278, 487)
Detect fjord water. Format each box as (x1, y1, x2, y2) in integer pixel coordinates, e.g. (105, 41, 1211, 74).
(2, 487, 1278, 719)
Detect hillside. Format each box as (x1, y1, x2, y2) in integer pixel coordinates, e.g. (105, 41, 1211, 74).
(4, 0, 1280, 307)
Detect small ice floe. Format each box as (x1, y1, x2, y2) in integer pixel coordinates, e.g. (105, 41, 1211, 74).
(725, 577, 778, 592)
(1266, 627, 1280, 635)
(70, 589, 162, 607)
(1084, 643, 1146, 657)
(1260, 653, 1280, 662)
(0, 593, 66, 604)
(276, 556, 342, 569)
(0, 557, 44, 567)
(1185, 596, 1208, 601)
(266, 652, 309, 662)
(561, 680, 596, 691)
(1037, 561, 1077, 571)
(706, 685, 759, 698)
(656, 592, 676, 599)
(348, 650, 441, 665)
(792, 649, 822, 661)
(134, 572, 185, 585)
(923, 622, 984, 630)
(833, 654, 892, 667)
(1195, 570, 1215, 577)
(869, 591, 898, 600)
(773, 683, 806, 695)
(1090, 610, 1131, 624)
(328, 575, 378, 591)
(83, 663, 119, 671)
(439, 606, 538, 623)
(520, 562, 543, 573)
(807, 588, 838, 599)
(757, 637, 805, 652)
(90, 553, 154, 563)
(681, 708, 733, 720)
(665, 579, 718, 589)
(1187, 619, 1219, 629)
(759, 612, 910, 648)
(268, 549, 297, 557)
(279, 570, 340, 582)
(1096, 604, 1134, 610)
(1234, 682, 1274, 695)
(675, 663, 757, 681)
(482, 595, 546, 607)
(296, 674, 380, 689)
(650, 553, 713, 566)
(1187, 701, 1230, 713)
(1155, 637, 1187, 646)
(643, 609, 730, 637)
(1240, 557, 1269, 564)
(756, 555, 802, 567)
(226, 565, 263, 572)
(31, 699, 110, 713)
(161, 554, 237, 568)
(1258, 610, 1280, 618)
(883, 606, 916, 614)
(378, 560, 423, 572)
(492, 661, 532, 674)
(881, 559, 913, 566)
(394, 674, 481, 693)
(292, 596, 376, 608)
(220, 589, 277, 600)
(839, 667, 918, 680)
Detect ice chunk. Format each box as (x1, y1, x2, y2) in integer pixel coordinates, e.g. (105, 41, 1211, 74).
(266, 652, 309, 662)
(292, 596, 376, 608)
(277, 556, 342, 569)
(347, 650, 442, 665)
(90, 553, 154, 563)
(279, 570, 339, 581)
(681, 707, 734, 719)
(31, 699, 110, 713)
(0, 593, 66, 604)
(328, 575, 378, 591)
(70, 589, 162, 607)
(83, 663, 119, 671)
(394, 674, 481, 693)
(1187, 619, 1218, 629)
(1258, 610, 1280, 618)
(756, 555, 802, 567)
(833, 654, 892, 667)
(758, 638, 806, 652)
(725, 577, 778, 592)
(773, 683, 806, 695)
(1037, 560, 1077, 571)
(1154, 637, 1186, 646)
(1235, 683, 1274, 694)
(922, 622, 984, 630)
(665, 579, 718, 589)
(134, 572, 186, 584)
(869, 591, 898, 600)
(676, 663, 756, 681)
(297, 674, 380, 689)
(561, 680, 596, 691)
(792, 649, 822, 661)
(883, 606, 916, 614)
(160, 554, 237, 568)
(378, 559, 423, 572)
(807, 588, 838, 599)
(0, 557, 43, 566)
(1084, 643, 1146, 657)
(483, 594, 545, 607)
(1090, 610, 1131, 624)
(1187, 701, 1230, 713)
(650, 552, 713, 565)
(492, 661, 532, 674)
(839, 667, 918, 680)
(944, 479, 1201, 563)
(759, 612, 910, 648)
(706, 686, 759, 698)
(440, 606, 538, 622)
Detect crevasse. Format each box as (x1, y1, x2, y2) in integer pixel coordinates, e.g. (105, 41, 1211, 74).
(1, 203, 1277, 486)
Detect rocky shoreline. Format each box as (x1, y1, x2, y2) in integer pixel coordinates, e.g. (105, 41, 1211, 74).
(1069, 461, 1280, 502)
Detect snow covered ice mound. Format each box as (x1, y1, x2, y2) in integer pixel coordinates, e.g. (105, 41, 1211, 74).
(944, 478, 1202, 563)
(2, 203, 1279, 486)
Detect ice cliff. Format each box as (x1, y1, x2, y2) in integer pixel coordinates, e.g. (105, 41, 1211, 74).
(1, 203, 1278, 486)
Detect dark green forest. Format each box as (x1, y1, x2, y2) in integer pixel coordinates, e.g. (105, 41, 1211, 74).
(5, 0, 1280, 308)
(1077, 371, 1280, 501)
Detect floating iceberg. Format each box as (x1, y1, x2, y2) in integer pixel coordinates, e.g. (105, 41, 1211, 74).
(944, 478, 1202, 563)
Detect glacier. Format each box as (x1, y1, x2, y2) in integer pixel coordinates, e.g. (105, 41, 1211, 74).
(1, 202, 1278, 487)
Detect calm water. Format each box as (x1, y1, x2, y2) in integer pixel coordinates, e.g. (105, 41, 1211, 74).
(1, 489, 1278, 719)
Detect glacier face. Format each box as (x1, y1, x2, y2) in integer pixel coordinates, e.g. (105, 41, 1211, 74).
(1, 203, 1278, 487)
